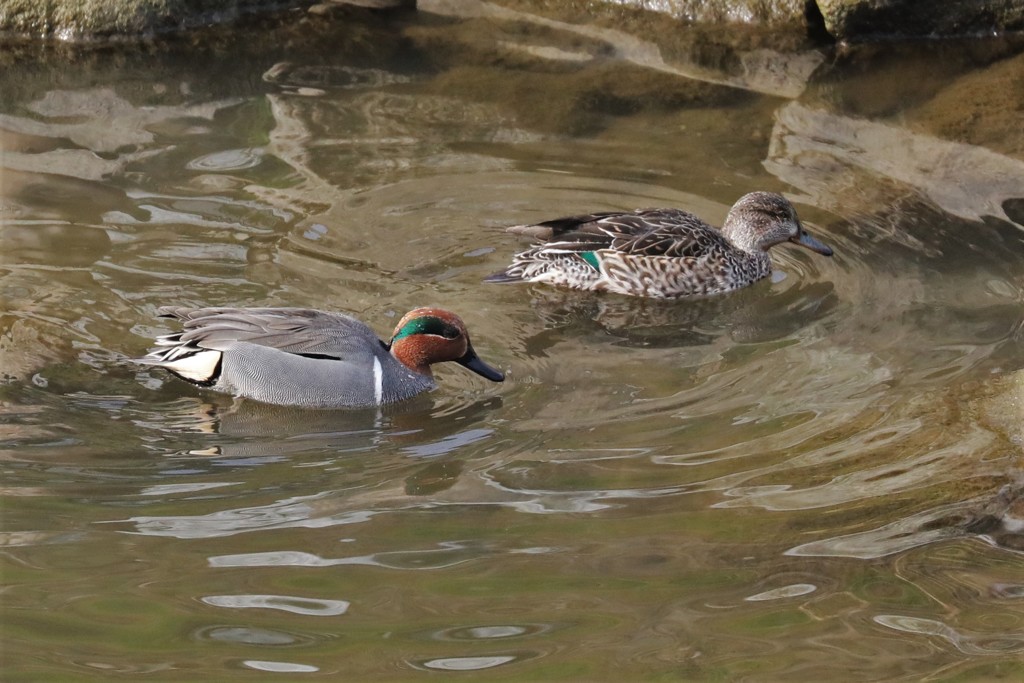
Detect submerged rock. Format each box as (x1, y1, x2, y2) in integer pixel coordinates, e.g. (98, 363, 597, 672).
(905, 49, 1024, 159)
(417, 0, 824, 101)
(984, 374, 1024, 446)
(765, 100, 1024, 226)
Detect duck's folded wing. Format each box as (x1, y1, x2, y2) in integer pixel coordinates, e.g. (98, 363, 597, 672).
(608, 210, 730, 258)
(154, 307, 381, 359)
(506, 211, 623, 241)
(508, 209, 724, 258)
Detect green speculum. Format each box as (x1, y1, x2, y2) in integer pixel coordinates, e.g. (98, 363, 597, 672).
(580, 251, 600, 270)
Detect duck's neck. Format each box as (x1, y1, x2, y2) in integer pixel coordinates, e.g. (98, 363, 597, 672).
(722, 219, 764, 254)
(388, 338, 435, 378)
(721, 223, 773, 279)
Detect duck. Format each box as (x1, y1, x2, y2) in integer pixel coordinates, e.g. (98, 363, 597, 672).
(485, 191, 833, 298)
(138, 306, 504, 408)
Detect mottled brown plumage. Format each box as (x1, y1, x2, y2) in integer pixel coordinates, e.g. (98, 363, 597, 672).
(486, 192, 833, 299)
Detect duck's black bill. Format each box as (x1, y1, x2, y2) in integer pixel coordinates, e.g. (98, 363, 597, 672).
(793, 231, 834, 256)
(458, 346, 505, 382)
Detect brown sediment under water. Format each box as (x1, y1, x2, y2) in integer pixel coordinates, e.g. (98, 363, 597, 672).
(2, 5, 1024, 680)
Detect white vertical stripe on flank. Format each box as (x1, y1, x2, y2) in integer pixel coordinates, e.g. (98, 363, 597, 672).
(373, 356, 383, 404)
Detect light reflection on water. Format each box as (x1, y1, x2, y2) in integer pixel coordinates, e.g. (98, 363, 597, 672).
(412, 654, 520, 671)
(201, 594, 351, 616)
(2, 7, 1024, 681)
(874, 615, 1024, 656)
(242, 659, 320, 673)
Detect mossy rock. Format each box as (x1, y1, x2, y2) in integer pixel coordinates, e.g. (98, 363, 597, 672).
(816, 0, 1024, 40)
(0, 0, 312, 40)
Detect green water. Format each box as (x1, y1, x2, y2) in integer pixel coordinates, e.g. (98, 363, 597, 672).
(3, 5, 1024, 681)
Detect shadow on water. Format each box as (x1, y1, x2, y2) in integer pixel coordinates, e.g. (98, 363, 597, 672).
(517, 277, 838, 348)
(131, 392, 506, 462)
(3, 4, 1024, 680)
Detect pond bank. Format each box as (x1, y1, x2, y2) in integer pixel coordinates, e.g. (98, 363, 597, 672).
(2, 0, 1023, 42)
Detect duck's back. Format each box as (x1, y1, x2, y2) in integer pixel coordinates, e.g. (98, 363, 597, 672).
(509, 208, 733, 257)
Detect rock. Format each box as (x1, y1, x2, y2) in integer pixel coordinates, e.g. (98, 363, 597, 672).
(815, 0, 1024, 40)
(0, 0, 307, 40)
(0, 0, 413, 41)
(489, 0, 1024, 40)
(475, 0, 811, 26)
(6, 0, 1024, 42)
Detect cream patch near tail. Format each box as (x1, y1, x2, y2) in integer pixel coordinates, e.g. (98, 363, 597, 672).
(148, 349, 222, 383)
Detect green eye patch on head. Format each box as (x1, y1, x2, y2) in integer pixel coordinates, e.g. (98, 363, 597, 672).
(392, 316, 461, 341)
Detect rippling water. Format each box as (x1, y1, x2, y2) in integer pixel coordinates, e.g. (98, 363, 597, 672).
(3, 5, 1024, 680)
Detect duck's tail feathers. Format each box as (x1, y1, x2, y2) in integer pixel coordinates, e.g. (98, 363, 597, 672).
(482, 269, 524, 284)
(506, 224, 556, 240)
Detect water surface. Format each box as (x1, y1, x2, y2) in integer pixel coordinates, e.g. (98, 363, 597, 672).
(3, 6, 1024, 681)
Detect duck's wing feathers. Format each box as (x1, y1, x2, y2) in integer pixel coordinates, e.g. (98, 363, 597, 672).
(506, 211, 625, 241)
(151, 307, 382, 360)
(509, 209, 730, 258)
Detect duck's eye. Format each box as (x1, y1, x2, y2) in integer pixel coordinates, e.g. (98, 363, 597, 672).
(440, 326, 461, 340)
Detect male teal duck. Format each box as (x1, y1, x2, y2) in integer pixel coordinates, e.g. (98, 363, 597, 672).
(486, 191, 833, 298)
(139, 306, 504, 408)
